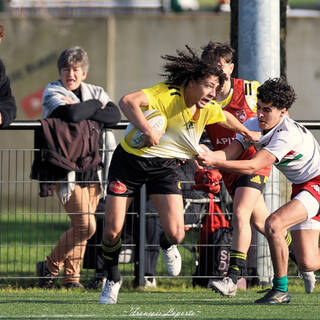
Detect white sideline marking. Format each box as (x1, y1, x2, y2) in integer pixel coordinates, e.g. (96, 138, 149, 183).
(0, 316, 95, 319)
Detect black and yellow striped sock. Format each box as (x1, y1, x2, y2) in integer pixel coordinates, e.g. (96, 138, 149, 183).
(227, 250, 247, 284)
(160, 232, 172, 250)
(286, 232, 298, 265)
(101, 238, 122, 282)
(285, 232, 292, 246)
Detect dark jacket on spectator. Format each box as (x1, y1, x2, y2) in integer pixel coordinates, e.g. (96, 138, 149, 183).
(31, 81, 121, 197)
(31, 118, 103, 196)
(0, 59, 16, 127)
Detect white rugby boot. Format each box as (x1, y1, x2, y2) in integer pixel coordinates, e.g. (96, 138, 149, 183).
(211, 277, 237, 297)
(161, 245, 182, 277)
(301, 271, 316, 294)
(99, 279, 122, 304)
(144, 277, 157, 289)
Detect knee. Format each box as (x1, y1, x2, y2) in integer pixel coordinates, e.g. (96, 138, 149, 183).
(78, 215, 96, 240)
(166, 229, 185, 245)
(295, 254, 318, 271)
(298, 260, 317, 272)
(253, 220, 265, 235)
(232, 209, 249, 228)
(103, 228, 121, 245)
(87, 221, 96, 239)
(300, 264, 316, 272)
(265, 215, 283, 238)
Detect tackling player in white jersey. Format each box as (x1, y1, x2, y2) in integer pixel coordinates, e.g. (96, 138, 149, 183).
(197, 77, 320, 304)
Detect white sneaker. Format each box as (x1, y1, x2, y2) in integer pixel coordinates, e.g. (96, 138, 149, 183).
(211, 277, 237, 297)
(161, 245, 182, 276)
(144, 277, 157, 289)
(99, 279, 122, 304)
(301, 271, 316, 294)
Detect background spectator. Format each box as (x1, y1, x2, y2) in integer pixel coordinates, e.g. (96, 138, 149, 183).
(34, 46, 120, 289)
(0, 24, 17, 128)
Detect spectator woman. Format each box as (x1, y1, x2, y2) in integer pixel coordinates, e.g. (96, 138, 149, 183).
(35, 46, 120, 289)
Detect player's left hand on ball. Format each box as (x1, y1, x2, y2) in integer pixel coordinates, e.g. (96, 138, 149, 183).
(144, 129, 164, 147)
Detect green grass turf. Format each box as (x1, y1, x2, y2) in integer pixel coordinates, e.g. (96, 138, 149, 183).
(0, 284, 319, 320)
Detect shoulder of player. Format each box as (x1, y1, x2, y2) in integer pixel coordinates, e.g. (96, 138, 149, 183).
(142, 82, 181, 115)
(264, 117, 293, 143)
(243, 116, 260, 130)
(279, 116, 302, 134)
(203, 99, 221, 111)
(143, 82, 182, 99)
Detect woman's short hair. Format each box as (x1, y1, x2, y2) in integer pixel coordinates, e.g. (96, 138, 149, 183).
(57, 46, 89, 73)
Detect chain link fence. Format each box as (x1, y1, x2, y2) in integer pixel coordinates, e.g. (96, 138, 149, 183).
(1, 120, 318, 289)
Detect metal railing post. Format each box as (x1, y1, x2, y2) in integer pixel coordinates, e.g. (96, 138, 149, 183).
(1, 120, 320, 282)
(238, 0, 280, 284)
(138, 184, 146, 287)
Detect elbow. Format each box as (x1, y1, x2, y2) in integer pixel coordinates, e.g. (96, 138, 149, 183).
(107, 102, 121, 123)
(118, 95, 126, 109)
(67, 113, 82, 123)
(118, 95, 132, 114)
(118, 100, 126, 115)
(114, 110, 121, 124)
(104, 112, 121, 127)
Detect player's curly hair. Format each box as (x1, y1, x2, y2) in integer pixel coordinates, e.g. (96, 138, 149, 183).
(201, 41, 234, 65)
(257, 77, 296, 110)
(161, 45, 227, 87)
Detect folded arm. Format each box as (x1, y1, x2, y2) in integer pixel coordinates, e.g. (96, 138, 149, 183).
(49, 100, 121, 126)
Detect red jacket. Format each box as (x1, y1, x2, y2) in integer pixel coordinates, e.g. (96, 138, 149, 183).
(205, 78, 271, 195)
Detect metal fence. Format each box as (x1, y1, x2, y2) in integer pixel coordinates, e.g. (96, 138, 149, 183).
(0, 120, 319, 288)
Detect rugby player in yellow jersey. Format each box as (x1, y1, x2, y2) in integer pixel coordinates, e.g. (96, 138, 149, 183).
(99, 45, 261, 304)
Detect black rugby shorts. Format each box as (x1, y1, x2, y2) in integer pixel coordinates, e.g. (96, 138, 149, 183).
(107, 145, 182, 197)
(234, 174, 268, 194)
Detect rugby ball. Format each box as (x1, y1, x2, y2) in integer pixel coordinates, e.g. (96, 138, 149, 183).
(124, 109, 167, 148)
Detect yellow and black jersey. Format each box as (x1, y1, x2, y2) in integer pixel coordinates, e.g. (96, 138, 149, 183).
(120, 82, 226, 159)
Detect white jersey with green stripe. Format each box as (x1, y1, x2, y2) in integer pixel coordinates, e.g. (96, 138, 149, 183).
(120, 82, 226, 159)
(237, 116, 320, 184)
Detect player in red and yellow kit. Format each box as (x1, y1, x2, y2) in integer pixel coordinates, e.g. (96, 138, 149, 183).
(197, 78, 320, 304)
(198, 42, 310, 297)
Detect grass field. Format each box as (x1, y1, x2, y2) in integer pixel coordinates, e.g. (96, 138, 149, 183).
(0, 284, 319, 320)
